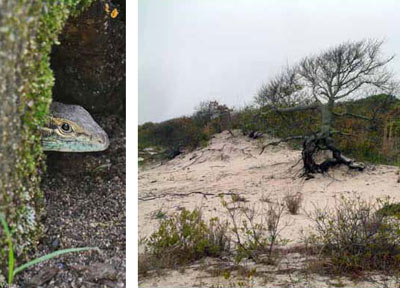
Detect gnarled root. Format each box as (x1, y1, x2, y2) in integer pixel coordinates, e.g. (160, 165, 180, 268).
(302, 135, 365, 176)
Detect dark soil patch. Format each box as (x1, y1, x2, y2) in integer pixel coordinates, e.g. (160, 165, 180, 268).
(17, 115, 126, 287)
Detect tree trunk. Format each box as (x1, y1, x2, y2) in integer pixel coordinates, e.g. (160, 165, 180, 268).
(0, 1, 44, 270)
(320, 100, 334, 137)
(0, 0, 94, 274)
(301, 101, 365, 176)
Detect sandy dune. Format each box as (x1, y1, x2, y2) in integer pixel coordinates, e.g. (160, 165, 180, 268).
(138, 131, 400, 287)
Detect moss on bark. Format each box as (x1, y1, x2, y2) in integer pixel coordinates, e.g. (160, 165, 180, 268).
(0, 0, 93, 275)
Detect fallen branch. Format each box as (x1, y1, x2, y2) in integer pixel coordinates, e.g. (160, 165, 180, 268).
(139, 191, 215, 201)
(182, 151, 204, 169)
(139, 191, 242, 201)
(241, 148, 256, 159)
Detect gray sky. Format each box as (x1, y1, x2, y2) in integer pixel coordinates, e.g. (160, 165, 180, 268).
(138, 0, 400, 124)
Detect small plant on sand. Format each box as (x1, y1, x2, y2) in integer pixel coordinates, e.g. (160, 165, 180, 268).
(260, 192, 272, 203)
(152, 207, 167, 220)
(143, 208, 230, 268)
(306, 195, 400, 273)
(231, 193, 248, 203)
(222, 198, 287, 264)
(284, 192, 303, 215)
(0, 213, 98, 285)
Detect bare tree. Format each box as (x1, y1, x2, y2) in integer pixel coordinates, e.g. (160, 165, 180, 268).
(257, 39, 397, 175)
(193, 100, 234, 135)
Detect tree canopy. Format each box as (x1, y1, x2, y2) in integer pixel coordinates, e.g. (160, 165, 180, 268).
(256, 39, 398, 175)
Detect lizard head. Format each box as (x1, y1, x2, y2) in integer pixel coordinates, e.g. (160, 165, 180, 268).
(41, 102, 110, 152)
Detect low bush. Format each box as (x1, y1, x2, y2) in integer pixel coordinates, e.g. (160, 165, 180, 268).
(141, 200, 289, 276)
(143, 208, 230, 268)
(222, 199, 287, 264)
(284, 192, 303, 215)
(306, 195, 400, 273)
(139, 117, 209, 156)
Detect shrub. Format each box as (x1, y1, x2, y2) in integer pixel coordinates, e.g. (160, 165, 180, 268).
(306, 195, 400, 273)
(144, 208, 230, 267)
(284, 192, 303, 215)
(376, 202, 400, 218)
(138, 117, 209, 157)
(193, 100, 232, 134)
(222, 199, 287, 264)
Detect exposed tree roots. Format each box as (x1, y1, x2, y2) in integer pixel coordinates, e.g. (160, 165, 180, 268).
(302, 135, 365, 176)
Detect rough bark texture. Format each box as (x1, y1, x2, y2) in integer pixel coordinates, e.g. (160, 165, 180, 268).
(302, 134, 365, 176)
(0, 0, 94, 277)
(0, 1, 44, 274)
(51, 0, 126, 117)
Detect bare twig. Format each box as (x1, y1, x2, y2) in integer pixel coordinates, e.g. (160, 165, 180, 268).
(260, 136, 305, 155)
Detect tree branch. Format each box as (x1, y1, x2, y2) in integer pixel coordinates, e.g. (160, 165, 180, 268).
(260, 135, 305, 154)
(332, 111, 372, 121)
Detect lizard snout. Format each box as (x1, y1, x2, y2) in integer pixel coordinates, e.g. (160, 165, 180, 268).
(98, 131, 110, 151)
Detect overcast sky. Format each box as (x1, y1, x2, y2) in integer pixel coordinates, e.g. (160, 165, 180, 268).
(138, 0, 400, 124)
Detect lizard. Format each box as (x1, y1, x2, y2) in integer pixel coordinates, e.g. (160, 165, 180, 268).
(40, 101, 109, 152)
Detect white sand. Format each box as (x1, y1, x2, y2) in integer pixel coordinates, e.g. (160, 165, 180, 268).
(138, 131, 400, 287)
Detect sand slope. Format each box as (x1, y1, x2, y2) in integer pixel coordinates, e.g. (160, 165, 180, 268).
(138, 130, 400, 287)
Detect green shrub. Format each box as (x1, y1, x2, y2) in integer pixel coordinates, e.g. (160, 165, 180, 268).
(144, 208, 230, 267)
(307, 195, 400, 273)
(232, 106, 266, 135)
(376, 202, 400, 218)
(222, 199, 286, 264)
(139, 117, 209, 156)
(140, 202, 288, 278)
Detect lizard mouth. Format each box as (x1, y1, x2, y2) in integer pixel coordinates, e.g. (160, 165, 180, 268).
(41, 132, 110, 152)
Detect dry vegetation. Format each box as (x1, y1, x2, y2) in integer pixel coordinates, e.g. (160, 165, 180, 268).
(139, 195, 400, 286)
(138, 40, 400, 286)
(138, 129, 400, 287)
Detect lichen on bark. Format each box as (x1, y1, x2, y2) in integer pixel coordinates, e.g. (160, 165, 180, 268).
(0, 0, 93, 274)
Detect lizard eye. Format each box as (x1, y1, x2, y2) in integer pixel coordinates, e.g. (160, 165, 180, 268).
(61, 123, 72, 133)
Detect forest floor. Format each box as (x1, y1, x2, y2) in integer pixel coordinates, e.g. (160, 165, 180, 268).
(138, 130, 400, 288)
(17, 115, 126, 288)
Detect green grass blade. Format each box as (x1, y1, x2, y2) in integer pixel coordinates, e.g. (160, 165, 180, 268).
(0, 213, 15, 284)
(13, 247, 99, 277)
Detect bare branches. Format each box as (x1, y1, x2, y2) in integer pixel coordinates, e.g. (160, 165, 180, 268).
(255, 39, 396, 175)
(318, 39, 395, 100)
(332, 111, 372, 121)
(256, 66, 313, 109)
(256, 39, 395, 112)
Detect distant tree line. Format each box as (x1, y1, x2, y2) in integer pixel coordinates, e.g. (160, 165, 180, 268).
(139, 94, 400, 165)
(139, 101, 233, 158)
(139, 40, 400, 168)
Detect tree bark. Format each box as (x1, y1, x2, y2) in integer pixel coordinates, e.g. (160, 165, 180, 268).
(0, 0, 44, 267)
(301, 101, 365, 176)
(0, 0, 94, 273)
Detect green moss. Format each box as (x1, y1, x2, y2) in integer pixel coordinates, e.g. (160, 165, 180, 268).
(0, 0, 94, 273)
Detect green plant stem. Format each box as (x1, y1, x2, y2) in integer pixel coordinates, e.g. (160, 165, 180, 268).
(13, 247, 100, 277)
(0, 213, 14, 284)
